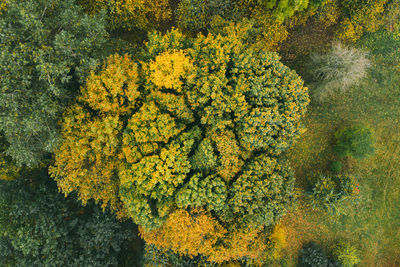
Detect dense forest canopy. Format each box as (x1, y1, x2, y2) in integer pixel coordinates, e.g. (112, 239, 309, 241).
(0, 0, 399, 265)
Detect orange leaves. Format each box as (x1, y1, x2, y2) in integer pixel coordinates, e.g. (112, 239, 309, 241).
(80, 54, 140, 115)
(140, 208, 226, 258)
(141, 209, 270, 263)
(212, 130, 244, 181)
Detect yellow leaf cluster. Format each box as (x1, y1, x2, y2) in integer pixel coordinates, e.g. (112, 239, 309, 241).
(0, 155, 19, 181)
(337, 0, 388, 42)
(0, 0, 7, 12)
(80, 54, 139, 115)
(148, 50, 193, 92)
(267, 224, 288, 260)
(140, 208, 227, 258)
(212, 130, 244, 181)
(50, 106, 123, 213)
(142, 215, 270, 264)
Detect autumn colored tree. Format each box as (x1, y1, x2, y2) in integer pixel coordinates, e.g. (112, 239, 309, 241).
(51, 27, 309, 262)
(0, 0, 108, 167)
(336, 0, 389, 41)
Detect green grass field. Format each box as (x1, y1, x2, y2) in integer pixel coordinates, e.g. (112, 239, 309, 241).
(281, 30, 400, 266)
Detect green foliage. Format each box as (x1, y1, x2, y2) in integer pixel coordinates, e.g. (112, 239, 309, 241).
(309, 43, 371, 101)
(175, 174, 227, 212)
(228, 155, 295, 228)
(143, 244, 216, 267)
(0, 0, 108, 167)
(242, 0, 309, 21)
(334, 125, 375, 159)
(176, 0, 237, 32)
(298, 242, 329, 267)
(309, 174, 359, 215)
(0, 171, 136, 267)
(329, 161, 343, 173)
(332, 241, 361, 267)
(79, 0, 172, 31)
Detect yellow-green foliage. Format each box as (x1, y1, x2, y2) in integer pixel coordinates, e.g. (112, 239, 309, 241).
(333, 241, 360, 266)
(253, 15, 289, 51)
(267, 224, 288, 260)
(49, 54, 140, 216)
(0, 0, 7, 11)
(241, 0, 309, 21)
(140, 211, 270, 263)
(315, 0, 340, 27)
(148, 50, 193, 92)
(79, 0, 171, 30)
(337, 0, 388, 42)
(383, 0, 400, 39)
(0, 156, 19, 181)
(51, 27, 309, 261)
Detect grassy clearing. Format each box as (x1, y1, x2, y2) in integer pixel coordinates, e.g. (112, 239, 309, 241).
(281, 31, 400, 266)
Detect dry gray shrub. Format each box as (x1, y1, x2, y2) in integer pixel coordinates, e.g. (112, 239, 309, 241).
(310, 42, 371, 101)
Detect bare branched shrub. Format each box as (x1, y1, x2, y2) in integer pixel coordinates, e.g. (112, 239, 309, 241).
(309, 42, 371, 101)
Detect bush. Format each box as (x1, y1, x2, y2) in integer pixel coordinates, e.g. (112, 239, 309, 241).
(309, 174, 358, 215)
(332, 242, 361, 267)
(329, 161, 343, 173)
(309, 43, 371, 101)
(334, 125, 375, 159)
(298, 242, 329, 267)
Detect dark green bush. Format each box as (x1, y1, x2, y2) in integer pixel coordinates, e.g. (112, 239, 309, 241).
(329, 161, 343, 173)
(298, 242, 329, 267)
(334, 125, 375, 159)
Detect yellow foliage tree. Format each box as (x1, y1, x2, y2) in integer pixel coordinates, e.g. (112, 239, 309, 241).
(140, 208, 227, 258)
(140, 209, 271, 264)
(336, 0, 388, 42)
(50, 54, 140, 216)
(51, 28, 309, 263)
(148, 50, 193, 92)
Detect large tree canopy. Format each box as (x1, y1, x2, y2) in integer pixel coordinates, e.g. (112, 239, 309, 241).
(0, 0, 109, 167)
(50, 27, 309, 262)
(0, 171, 137, 267)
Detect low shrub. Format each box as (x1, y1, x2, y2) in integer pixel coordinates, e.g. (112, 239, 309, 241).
(298, 242, 329, 267)
(309, 174, 359, 215)
(334, 125, 375, 159)
(332, 241, 360, 267)
(329, 161, 343, 173)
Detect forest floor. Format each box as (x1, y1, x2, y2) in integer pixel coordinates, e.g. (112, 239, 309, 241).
(281, 30, 400, 266)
